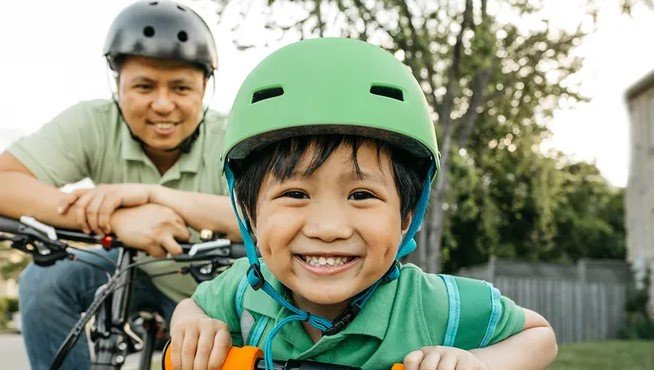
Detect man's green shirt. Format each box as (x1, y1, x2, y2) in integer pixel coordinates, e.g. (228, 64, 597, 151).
(193, 258, 525, 369)
(9, 99, 228, 302)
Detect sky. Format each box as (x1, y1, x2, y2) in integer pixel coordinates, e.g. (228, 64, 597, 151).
(1, 0, 652, 188)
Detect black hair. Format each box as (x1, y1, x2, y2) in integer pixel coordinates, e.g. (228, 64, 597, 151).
(230, 134, 430, 224)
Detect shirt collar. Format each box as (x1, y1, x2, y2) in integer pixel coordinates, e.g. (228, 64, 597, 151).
(242, 263, 397, 342)
(120, 122, 147, 162)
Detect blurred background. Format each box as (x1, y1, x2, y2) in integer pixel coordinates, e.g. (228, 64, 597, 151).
(1, 0, 653, 368)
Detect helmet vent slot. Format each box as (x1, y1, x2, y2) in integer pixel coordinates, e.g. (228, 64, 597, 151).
(143, 26, 155, 37)
(178, 31, 188, 42)
(252, 87, 284, 103)
(370, 85, 403, 101)
(148, 1, 158, 5)
(177, 5, 186, 11)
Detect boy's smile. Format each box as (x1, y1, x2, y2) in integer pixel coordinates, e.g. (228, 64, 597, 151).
(253, 141, 409, 319)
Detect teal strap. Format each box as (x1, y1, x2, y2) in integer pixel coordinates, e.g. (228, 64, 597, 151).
(247, 315, 270, 346)
(235, 275, 249, 317)
(479, 282, 502, 347)
(396, 165, 434, 260)
(440, 274, 461, 347)
(224, 166, 260, 267)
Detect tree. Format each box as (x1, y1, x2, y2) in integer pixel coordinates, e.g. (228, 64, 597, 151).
(210, 0, 613, 271)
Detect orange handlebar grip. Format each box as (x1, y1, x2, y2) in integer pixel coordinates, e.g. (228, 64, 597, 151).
(162, 343, 263, 370)
(391, 364, 405, 370)
(221, 346, 264, 369)
(163, 341, 173, 370)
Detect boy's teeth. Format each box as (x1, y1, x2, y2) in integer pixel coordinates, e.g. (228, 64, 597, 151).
(303, 255, 351, 267)
(155, 122, 174, 129)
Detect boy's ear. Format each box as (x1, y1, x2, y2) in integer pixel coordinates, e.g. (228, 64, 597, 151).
(401, 213, 413, 235)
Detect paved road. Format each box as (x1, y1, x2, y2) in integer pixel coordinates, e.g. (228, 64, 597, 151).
(0, 334, 161, 369)
(0, 333, 29, 369)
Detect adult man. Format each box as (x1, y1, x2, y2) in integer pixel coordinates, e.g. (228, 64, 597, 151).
(0, 1, 238, 368)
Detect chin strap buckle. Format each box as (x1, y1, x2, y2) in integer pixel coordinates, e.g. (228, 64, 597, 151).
(382, 260, 401, 283)
(322, 304, 361, 336)
(247, 264, 265, 290)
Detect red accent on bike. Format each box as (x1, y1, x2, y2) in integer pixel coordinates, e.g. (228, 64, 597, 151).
(100, 236, 113, 250)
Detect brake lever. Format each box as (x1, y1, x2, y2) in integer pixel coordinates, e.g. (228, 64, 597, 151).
(175, 239, 232, 262)
(3, 217, 73, 266)
(20, 216, 58, 240)
(8, 234, 70, 267)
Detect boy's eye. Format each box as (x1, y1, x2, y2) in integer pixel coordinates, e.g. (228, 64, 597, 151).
(349, 191, 376, 201)
(281, 190, 308, 199)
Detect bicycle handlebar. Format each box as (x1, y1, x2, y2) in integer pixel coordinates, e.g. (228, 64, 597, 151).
(0, 215, 246, 264)
(161, 343, 405, 370)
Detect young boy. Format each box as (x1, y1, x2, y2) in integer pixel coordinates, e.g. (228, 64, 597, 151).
(170, 38, 557, 370)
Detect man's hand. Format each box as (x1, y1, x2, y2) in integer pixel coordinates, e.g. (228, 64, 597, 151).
(170, 299, 232, 370)
(403, 346, 489, 370)
(57, 183, 155, 234)
(110, 203, 190, 257)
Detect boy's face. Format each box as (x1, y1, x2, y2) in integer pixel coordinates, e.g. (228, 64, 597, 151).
(253, 141, 408, 311)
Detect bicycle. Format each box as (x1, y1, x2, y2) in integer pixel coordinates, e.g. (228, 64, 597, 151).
(160, 343, 406, 370)
(0, 215, 245, 370)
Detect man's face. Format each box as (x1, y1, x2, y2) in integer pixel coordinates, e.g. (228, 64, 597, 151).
(253, 141, 408, 315)
(117, 56, 206, 151)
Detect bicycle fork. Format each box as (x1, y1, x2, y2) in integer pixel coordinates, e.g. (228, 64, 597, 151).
(91, 248, 139, 370)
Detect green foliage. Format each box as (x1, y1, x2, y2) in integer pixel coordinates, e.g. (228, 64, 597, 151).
(0, 242, 29, 280)
(0, 296, 19, 330)
(553, 162, 626, 261)
(621, 268, 654, 339)
(442, 145, 626, 272)
(213, 0, 625, 271)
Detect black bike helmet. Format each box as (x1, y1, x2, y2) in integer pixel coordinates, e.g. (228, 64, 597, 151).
(103, 0, 218, 75)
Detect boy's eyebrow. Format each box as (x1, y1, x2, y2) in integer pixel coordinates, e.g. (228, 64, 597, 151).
(341, 171, 388, 185)
(273, 170, 388, 185)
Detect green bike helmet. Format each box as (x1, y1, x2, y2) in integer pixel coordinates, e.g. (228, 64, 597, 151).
(104, 0, 218, 75)
(222, 39, 441, 352)
(223, 37, 440, 177)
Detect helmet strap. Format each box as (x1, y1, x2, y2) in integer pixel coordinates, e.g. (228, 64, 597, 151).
(223, 162, 435, 368)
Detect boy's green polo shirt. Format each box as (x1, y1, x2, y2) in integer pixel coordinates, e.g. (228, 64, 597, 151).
(9, 99, 228, 302)
(193, 258, 525, 369)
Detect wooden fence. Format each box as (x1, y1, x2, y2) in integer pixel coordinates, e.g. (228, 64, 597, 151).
(458, 258, 632, 343)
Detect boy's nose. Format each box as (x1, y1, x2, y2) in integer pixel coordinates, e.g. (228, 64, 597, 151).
(302, 203, 354, 242)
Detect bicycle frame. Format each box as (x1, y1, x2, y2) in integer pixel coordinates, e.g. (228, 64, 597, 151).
(91, 248, 150, 370)
(0, 215, 244, 370)
(49, 247, 155, 370)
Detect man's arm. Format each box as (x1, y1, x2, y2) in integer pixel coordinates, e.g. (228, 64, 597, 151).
(150, 186, 241, 241)
(469, 309, 558, 370)
(0, 151, 82, 229)
(57, 183, 241, 240)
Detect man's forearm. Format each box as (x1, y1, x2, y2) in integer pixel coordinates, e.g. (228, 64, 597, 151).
(0, 172, 78, 229)
(150, 186, 241, 241)
(470, 326, 558, 370)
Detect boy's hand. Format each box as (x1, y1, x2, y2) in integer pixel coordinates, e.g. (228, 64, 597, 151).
(403, 346, 489, 370)
(169, 314, 232, 370)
